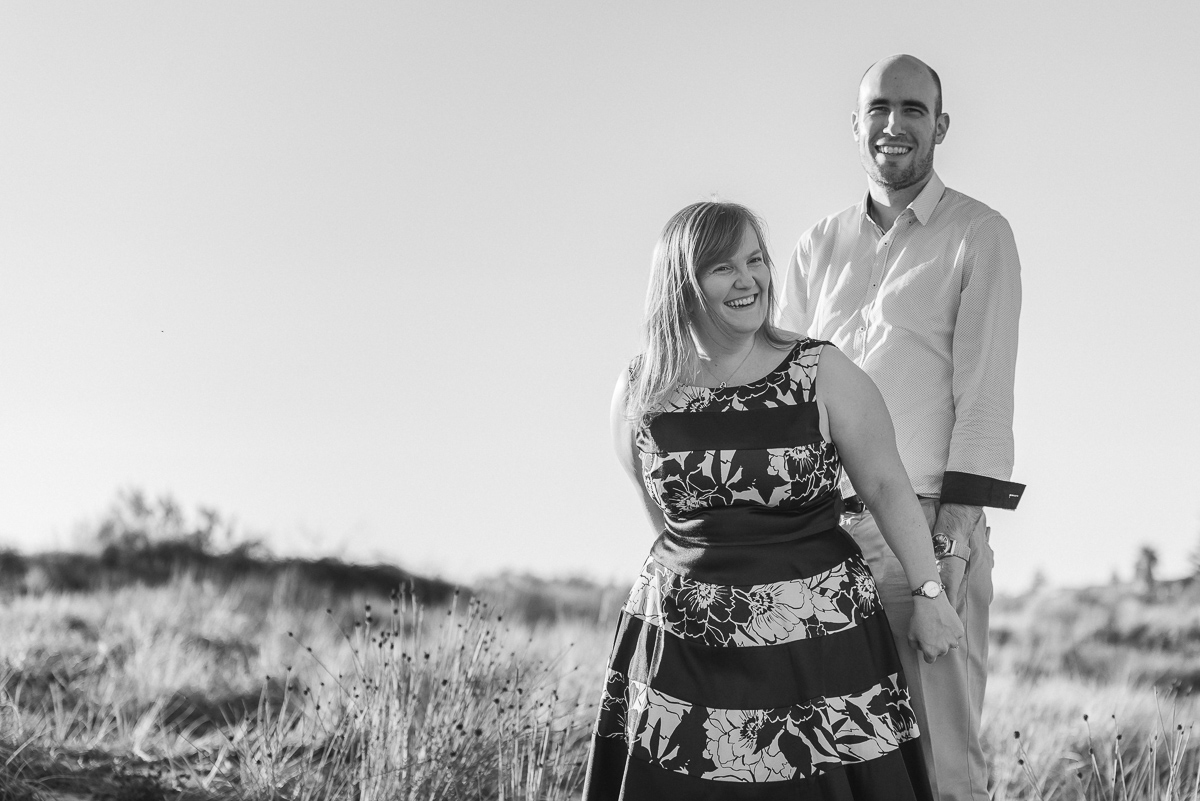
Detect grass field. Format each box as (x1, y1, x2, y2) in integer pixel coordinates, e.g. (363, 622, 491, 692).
(1, 558, 1198, 800)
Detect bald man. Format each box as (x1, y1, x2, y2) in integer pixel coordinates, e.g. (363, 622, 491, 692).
(778, 55, 1024, 801)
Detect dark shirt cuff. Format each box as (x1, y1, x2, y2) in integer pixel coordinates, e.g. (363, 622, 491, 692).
(941, 471, 1025, 509)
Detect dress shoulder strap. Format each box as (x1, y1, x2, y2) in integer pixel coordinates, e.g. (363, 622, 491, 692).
(788, 337, 835, 403)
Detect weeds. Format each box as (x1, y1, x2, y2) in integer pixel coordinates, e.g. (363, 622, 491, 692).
(179, 586, 587, 799)
(1005, 691, 1200, 801)
(3, 569, 1200, 799)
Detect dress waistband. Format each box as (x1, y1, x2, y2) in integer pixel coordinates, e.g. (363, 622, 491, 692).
(649, 497, 857, 585)
(661, 494, 843, 548)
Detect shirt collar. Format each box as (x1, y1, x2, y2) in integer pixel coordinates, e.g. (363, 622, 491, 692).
(908, 171, 945, 225)
(858, 170, 947, 227)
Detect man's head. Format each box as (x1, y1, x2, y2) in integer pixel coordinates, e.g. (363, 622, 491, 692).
(852, 54, 949, 192)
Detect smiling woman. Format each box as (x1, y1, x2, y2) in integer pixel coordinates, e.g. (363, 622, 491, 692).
(582, 201, 963, 800)
(624, 203, 796, 422)
(692, 220, 773, 356)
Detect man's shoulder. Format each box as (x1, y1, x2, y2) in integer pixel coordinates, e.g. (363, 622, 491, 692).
(939, 186, 1009, 226)
(800, 201, 862, 246)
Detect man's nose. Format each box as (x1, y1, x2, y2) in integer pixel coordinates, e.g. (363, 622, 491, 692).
(884, 111, 904, 135)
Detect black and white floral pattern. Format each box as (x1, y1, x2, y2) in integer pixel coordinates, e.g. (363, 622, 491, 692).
(585, 339, 924, 797)
(596, 670, 920, 783)
(624, 553, 879, 647)
(636, 341, 840, 518)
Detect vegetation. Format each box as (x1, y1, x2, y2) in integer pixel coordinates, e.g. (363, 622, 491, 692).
(1, 494, 1198, 799)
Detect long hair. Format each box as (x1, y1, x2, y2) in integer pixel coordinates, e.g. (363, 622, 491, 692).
(626, 201, 794, 422)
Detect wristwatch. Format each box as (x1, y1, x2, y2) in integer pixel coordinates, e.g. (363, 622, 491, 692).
(932, 532, 956, 559)
(932, 532, 969, 562)
(911, 580, 945, 599)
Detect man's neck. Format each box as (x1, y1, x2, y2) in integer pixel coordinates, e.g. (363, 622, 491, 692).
(866, 173, 932, 232)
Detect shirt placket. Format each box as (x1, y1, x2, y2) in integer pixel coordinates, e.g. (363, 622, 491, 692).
(853, 216, 902, 364)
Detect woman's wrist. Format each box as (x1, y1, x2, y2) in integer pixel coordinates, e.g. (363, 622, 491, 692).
(912, 592, 953, 612)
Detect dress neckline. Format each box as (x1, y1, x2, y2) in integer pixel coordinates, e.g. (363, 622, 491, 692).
(683, 339, 804, 391)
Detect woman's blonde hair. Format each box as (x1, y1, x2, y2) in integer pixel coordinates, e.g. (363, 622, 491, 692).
(626, 201, 794, 422)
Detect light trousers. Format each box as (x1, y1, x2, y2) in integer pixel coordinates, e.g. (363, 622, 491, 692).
(841, 499, 993, 801)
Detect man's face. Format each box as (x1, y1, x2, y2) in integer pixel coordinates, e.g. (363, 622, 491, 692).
(852, 58, 949, 191)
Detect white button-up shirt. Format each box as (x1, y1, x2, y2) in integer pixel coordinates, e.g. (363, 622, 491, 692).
(778, 172, 1023, 506)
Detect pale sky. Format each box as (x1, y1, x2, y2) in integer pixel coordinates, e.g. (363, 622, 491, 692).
(2, 2, 1197, 593)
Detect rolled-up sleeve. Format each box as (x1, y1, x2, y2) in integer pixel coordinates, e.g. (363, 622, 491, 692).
(943, 212, 1025, 508)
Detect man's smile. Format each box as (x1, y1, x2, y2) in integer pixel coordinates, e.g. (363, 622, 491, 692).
(875, 141, 913, 156)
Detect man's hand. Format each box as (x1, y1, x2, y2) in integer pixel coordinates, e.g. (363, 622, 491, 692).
(934, 503, 982, 607)
(908, 594, 965, 664)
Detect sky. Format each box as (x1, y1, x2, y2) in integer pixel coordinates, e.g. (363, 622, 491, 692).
(1, 1, 1197, 594)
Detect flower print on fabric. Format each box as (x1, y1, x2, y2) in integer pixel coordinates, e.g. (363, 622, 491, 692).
(635, 340, 841, 519)
(826, 679, 921, 764)
(634, 340, 822, 449)
(592, 670, 918, 783)
(644, 446, 804, 515)
(623, 552, 880, 647)
(587, 338, 924, 797)
(594, 670, 629, 742)
(846, 557, 879, 613)
(762, 443, 839, 506)
(705, 708, 793, 782)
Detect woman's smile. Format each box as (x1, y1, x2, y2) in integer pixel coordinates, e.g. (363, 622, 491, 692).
(725, 293, 758, 309)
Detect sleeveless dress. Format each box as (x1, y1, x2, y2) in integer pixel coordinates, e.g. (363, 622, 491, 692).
(582, 339, 933, 801)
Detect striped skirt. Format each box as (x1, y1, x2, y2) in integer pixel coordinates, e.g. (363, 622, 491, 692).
(582, 527, 933, 801)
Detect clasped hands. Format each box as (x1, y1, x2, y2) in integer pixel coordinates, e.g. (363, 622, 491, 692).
(907, 594, 964, 663)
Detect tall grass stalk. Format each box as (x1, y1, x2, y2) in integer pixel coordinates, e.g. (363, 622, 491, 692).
(1013, 699, 1200, 801)
(224, 589, 587, 800)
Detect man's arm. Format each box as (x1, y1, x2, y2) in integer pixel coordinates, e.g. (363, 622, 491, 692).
(944, 211, 1024, 507)
(937, 212, 1024, 602)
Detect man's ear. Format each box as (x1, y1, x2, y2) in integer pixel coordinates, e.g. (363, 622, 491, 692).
(850, 111, 861, 141)
(934, 112, 950, 145)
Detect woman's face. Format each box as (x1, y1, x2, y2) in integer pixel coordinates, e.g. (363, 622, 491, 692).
(692, 221, 770, 339)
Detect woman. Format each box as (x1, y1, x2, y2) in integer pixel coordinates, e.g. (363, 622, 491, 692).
(582, 202, 963, 800)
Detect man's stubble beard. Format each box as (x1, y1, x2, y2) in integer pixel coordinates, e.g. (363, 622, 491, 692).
(865, 144, 936, 192)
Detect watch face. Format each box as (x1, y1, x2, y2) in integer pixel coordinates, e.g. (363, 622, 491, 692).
(920, 580, 942, 597)
(932, 533, 951, 558)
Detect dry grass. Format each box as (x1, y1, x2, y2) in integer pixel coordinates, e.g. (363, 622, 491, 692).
(0, 570, 1198, 799)
(0, 574, 598, 799)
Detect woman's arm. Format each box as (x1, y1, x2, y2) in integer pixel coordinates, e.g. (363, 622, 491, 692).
(611, 371, 668, 535)
(814, 346, 963, 663)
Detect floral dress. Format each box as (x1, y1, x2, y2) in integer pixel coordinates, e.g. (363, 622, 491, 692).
(582, 339, 933, 801)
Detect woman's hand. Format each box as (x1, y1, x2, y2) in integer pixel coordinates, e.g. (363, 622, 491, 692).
(907, 596, 965, 663)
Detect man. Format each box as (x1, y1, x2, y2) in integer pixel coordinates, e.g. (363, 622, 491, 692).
(778, 55, 1024, 801)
